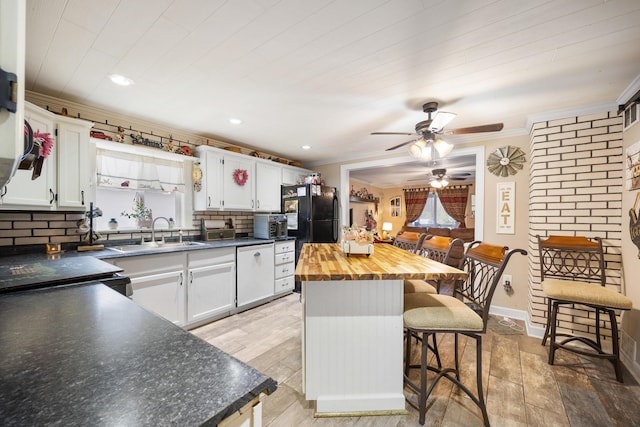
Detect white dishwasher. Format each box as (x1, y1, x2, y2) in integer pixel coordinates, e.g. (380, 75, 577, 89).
(236, 243, 275, 309)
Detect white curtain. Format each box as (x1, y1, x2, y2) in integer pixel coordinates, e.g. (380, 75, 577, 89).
(96, 149, 185, 192)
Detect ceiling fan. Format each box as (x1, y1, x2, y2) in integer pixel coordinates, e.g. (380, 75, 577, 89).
(371, 102, 504, 160)
(408, 168, 471, 187)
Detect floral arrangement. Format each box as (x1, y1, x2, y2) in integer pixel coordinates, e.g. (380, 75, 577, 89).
(121, 193, 152, 220)
(33, 130, 54, 159)
(342, 224, 374, 244)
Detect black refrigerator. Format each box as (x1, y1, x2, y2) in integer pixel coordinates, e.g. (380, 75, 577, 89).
(282, 184, 339, 291)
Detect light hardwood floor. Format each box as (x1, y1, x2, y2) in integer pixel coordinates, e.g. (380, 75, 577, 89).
(191, 293, 640, 426)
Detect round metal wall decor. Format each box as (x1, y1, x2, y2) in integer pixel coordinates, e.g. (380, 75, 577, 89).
(487, 146, 526, 177)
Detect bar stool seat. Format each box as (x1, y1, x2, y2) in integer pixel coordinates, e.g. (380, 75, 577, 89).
(542, 279, 632, 309)
(404, 279, 437, 294)
(404, 293, 483, 331)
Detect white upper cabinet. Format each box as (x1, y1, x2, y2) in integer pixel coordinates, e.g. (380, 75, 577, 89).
(57, 117, 94, 208)
(194, 146, 223, 210)
(223, 152, 255, 210)
(1, 102, 94, 210)
(255, 161, 281, 212)
(2, 103, 56, 208)
(282, 165, 312, 186)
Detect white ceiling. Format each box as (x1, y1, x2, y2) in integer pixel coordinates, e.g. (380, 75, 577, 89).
(25, 0, 640, 187)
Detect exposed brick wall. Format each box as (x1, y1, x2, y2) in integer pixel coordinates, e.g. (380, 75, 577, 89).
(528, 111, 624, 339)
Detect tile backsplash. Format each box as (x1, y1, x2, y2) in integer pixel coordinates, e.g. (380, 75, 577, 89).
(0, 210, 255, 254)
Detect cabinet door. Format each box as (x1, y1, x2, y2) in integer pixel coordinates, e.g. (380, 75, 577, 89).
(223, 154, 255, 210)
(194, 149, 223, 210)
(0, 0, 25, 188)
(187, 262, 235, 324)
(237, 244, 274, 307)
(255, 162, 281, 212)
(2, 105, 56, 208)
(130, 270, 185, 326)
(57, 119, 93, 209)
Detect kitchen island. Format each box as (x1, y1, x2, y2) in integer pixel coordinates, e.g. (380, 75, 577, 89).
(0, 283, 277, 426)
(295, 242, 467, 416)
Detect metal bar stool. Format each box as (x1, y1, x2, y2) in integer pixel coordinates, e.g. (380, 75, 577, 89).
(537, 235, 633, 382)
(403, 241, 526, 425)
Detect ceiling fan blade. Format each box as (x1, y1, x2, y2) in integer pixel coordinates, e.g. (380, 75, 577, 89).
(385, 139, 415, 151)
(445, 123, 504, 135)
(371, 131, 416, 136)
(430, 111, 456, 131)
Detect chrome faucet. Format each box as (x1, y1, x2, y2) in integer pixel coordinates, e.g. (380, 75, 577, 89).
(151, 216, 170, 244)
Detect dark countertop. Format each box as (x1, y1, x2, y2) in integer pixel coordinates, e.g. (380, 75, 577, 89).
(0, 256, 123, 293)
(0, 237, 291, 263)
(0, 283, 277, 426)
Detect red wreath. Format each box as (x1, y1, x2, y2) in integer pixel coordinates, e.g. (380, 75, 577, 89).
(233, 168, 248, 186)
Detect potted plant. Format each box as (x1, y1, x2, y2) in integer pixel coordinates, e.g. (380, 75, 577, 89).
(121, 192, 153, 228)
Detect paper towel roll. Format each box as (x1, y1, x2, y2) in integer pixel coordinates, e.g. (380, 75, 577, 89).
(204, 220, 226, 229)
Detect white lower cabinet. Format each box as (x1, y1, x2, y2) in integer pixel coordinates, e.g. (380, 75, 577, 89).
(110, 247, 236, 328)
(112, 252, 187, 326)
(237, 243, 275, 309)
(274, 240, 295, 295)
(187, 248, 235, 326)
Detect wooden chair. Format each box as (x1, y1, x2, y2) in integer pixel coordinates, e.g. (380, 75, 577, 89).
(403, 241, 526, 425)
(537, 235, 633, 382)
(404, 235, 466, 295)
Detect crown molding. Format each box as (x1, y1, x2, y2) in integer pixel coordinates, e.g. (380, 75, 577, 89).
(617, 73, 640, 105)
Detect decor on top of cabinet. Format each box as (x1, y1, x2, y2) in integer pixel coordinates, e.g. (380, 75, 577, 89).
(233, 168, 248, 186)
(121, 192, 153, 228)
(486, 146, 526, 177)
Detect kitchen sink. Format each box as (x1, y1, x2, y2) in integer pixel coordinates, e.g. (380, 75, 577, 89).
(108, 241, 207, 253)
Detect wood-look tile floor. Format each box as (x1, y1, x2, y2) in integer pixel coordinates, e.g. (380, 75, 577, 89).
(191, 294, 640, 426)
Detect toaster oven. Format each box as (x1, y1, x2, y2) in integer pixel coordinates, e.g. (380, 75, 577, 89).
(254, 214, 288, 240)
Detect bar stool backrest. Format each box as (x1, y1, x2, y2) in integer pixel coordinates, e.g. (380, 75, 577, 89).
(418, 235, 465, 269)
(457, 241, 527, 331)
(537, 235, 606, 286)
(393, 231, 425, 253)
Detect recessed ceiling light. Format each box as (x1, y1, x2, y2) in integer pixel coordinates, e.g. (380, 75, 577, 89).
(229, 118, 242, 125)
(301, 145, 311, 150)
(108, 74, 134, 86)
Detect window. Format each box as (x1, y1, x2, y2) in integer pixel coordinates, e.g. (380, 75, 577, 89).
(411, 192, 459, 228)
(390, 196, 401, 217)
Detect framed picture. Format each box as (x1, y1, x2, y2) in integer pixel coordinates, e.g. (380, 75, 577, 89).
(390, 196, 401, 217)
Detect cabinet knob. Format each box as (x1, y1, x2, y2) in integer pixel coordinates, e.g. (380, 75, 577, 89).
(254, 252, 261, 257)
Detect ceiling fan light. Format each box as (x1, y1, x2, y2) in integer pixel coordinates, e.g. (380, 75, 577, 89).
(430, 179, 442, 188)
(408, 142, 423, 158)
(440, 177, 449, 187)
(434, 139, 454, 157)
(430, 111, 456, 131)
(420, 146, 432, 161)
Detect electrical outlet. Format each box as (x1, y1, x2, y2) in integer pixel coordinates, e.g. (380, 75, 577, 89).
(503, 274, 512, 287)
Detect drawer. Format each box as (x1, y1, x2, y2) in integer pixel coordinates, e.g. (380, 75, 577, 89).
(275, 261, 295, 279)
(275, 241, 295, 254)
(275, 276, 294, 294)
(275, 252, 295, 265)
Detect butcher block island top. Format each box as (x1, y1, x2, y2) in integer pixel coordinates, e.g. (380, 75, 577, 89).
(294, 242, 467, 282)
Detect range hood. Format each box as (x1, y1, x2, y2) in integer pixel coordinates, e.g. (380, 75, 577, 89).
(0, 0, 26, 189)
